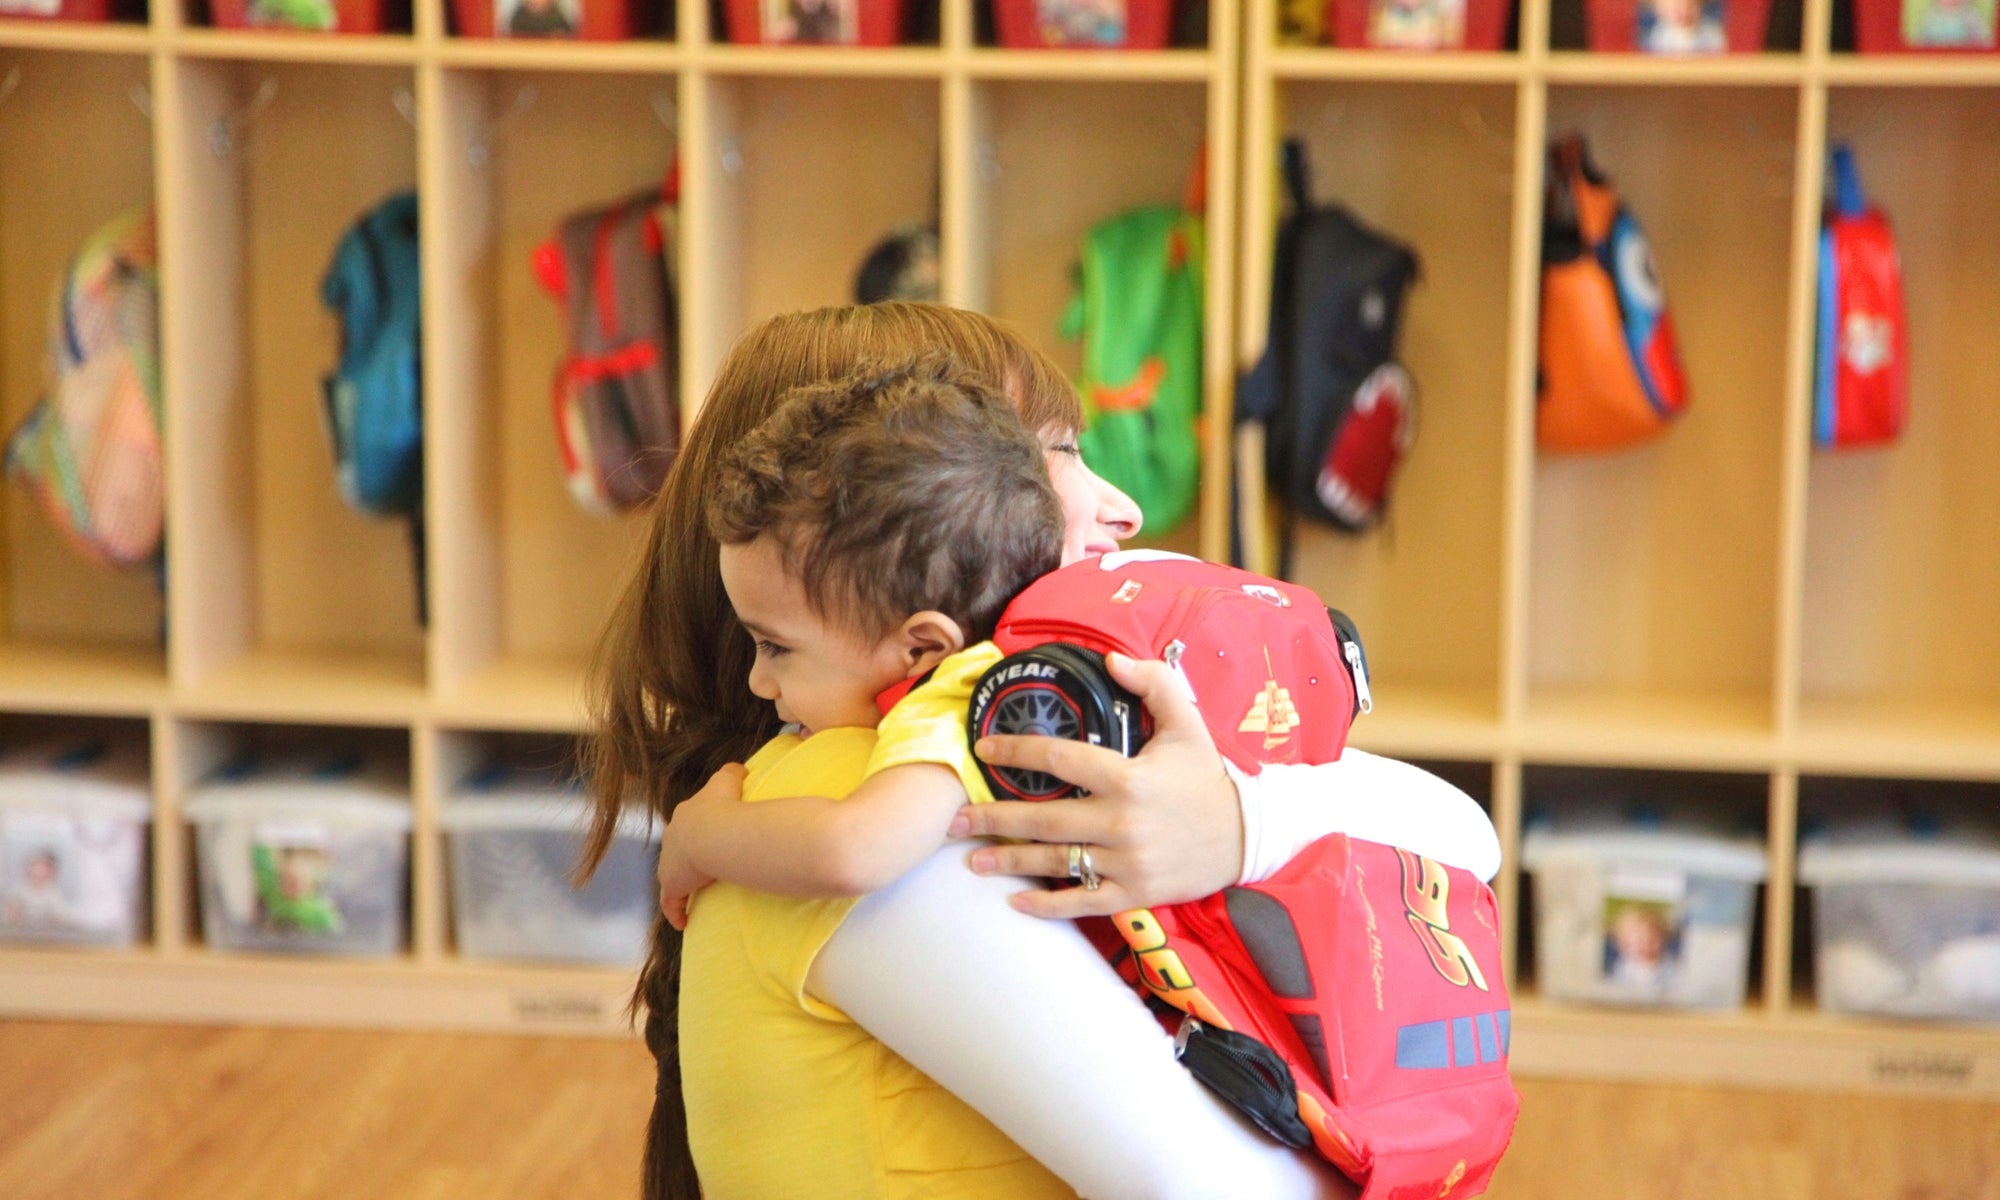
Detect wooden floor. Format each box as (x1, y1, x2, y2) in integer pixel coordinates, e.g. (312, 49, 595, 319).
(1, 1019, 1996, 1199)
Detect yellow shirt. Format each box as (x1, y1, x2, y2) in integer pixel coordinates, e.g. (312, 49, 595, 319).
(679, 725, 1073, 1200)
(867, 641, 1006, 806)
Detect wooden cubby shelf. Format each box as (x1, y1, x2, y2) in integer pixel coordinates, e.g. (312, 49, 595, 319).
(1, 0, 1996, 1097)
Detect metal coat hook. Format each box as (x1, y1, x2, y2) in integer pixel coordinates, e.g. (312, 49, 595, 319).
(648, 88, 679, 159)
(0, 67, 21, 111)
(976, 135, 1000, 183)
(903, 94, 934, 141)
(1733, 111, 1795, 199)
(1828, 105, 1891, 148)
(209, 76, 278, 160)
(466, 85, 536, 171)
(649, 89, 677, 132)
(392, 86, 416, 127)
(718, 134, 744, 175)
(129, 82, 152, 120)
(1458, 103, 1517, 194)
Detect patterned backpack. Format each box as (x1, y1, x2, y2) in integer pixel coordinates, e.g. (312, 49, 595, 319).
(5, 207, 163, 572)
(1062, 196, 1206, 537)
(532, 185, 680, 515)
(321, 191, 426, 623)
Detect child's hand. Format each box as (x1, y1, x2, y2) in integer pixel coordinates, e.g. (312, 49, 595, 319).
(657, 763, 746, 930)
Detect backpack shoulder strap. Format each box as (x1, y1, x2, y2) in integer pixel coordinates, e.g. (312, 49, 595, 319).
(1281, 137, 1313, 215)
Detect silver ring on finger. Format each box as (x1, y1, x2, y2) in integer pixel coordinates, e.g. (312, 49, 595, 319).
(1066, 842, 1086, 882)
(1078, 845, 1102, 891)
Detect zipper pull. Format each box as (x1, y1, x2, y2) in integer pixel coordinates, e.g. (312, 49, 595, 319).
(1163, 639, 1199, 705)
(1174, 1014, 1203, 1060)
(1327, 607, 1373, 717)
(1344, 640, 1373, 715)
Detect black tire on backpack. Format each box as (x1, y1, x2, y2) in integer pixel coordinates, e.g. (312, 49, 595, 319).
(966, 644, 1148, 802)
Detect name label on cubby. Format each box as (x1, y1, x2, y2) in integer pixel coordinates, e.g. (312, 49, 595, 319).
(511, 991, 611, 1027)
(1868, 1050, 1979, 1090)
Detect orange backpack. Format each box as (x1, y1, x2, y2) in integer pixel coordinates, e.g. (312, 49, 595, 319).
(1537, 136, 1688, 453)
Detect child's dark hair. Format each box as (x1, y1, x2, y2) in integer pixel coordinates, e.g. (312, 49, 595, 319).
(707, 357, 1063, 646)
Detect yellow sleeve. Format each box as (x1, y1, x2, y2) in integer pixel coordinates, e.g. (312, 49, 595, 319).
(734, 727, 878, 1019)
(866, 642, 1003, 806)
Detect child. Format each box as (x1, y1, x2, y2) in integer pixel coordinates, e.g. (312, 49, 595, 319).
(656, 356, 1494, 926)
(656, 358, 1064, 921)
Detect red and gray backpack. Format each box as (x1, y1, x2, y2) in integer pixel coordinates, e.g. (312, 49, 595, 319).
(532, 182, 680, 515)
(966, 551, 1518, 1198)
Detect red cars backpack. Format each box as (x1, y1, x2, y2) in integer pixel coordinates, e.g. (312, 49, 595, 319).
(964, 551, 1518, 1198)
(1814, 144, 1906, 450)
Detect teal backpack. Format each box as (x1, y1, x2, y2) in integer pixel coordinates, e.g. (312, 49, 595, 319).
(320, 191, 425, 621)
(1061, 202, 1205, 537)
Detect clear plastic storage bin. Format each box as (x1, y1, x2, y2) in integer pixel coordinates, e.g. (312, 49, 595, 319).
(0, 739, 151, 948)
(1799, 815, 2000, 1023)
(185, 754, 411, 958)
(442, 765, 656, 966)
(1523, 817, 1767, 1010)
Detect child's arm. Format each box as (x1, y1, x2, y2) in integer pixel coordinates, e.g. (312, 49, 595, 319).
(662, 761, 968, 915)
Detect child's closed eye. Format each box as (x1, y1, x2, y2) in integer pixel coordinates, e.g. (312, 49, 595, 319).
(753, 638, 790, 659)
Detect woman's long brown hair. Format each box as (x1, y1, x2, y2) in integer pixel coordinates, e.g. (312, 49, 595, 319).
(576, 303, 1080, 1200)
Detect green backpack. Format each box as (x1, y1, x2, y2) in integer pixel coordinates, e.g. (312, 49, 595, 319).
(1061, 203, 1205, 536)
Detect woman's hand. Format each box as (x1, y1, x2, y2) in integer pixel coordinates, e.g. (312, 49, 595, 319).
(657, 762, 744, 930)
(947, 652, 1244, 919)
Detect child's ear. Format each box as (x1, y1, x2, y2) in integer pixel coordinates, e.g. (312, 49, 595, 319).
(896, 611, 966, 678)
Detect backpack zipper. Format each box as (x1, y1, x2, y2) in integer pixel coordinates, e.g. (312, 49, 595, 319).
(1327, 608, 1372, 716)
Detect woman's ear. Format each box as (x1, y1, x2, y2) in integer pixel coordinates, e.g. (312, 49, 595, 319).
(896, 611, 966, 678)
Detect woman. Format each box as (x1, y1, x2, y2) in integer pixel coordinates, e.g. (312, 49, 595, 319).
(581, 304, 1498, 1199)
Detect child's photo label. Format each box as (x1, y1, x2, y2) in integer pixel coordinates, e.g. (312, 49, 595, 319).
(247, 0, 338, 29)
(499, 0, 580, 36)
(252, 820, 344, 937)
(1368, 0, 1466, 48)
(1904, 0, 1997, 45)
(1, 822, 79, 930)
(1037, 0, 1128, 45)
(1638, 0, 1727, 52)
(765, 0, 858, 43)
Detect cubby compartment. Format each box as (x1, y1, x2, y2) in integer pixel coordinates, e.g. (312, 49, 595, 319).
(173, 719, 412, 958)
(0, 713, 153, 950)
(161, 61, 425, 720)
(960, 77, 1210, 549)
(1519, 763, 1770, 1010)
(683, 73, 940, 388)
(426, 68, 675, 727)
(1795, 775, 2000, 1023)
(1252, 82, 1516, 748)
(0, 50, 163, 711)
(1795, 89, 2000, 774)
(433, 726, 654, 966)
(1525, 86, 1796, 751)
